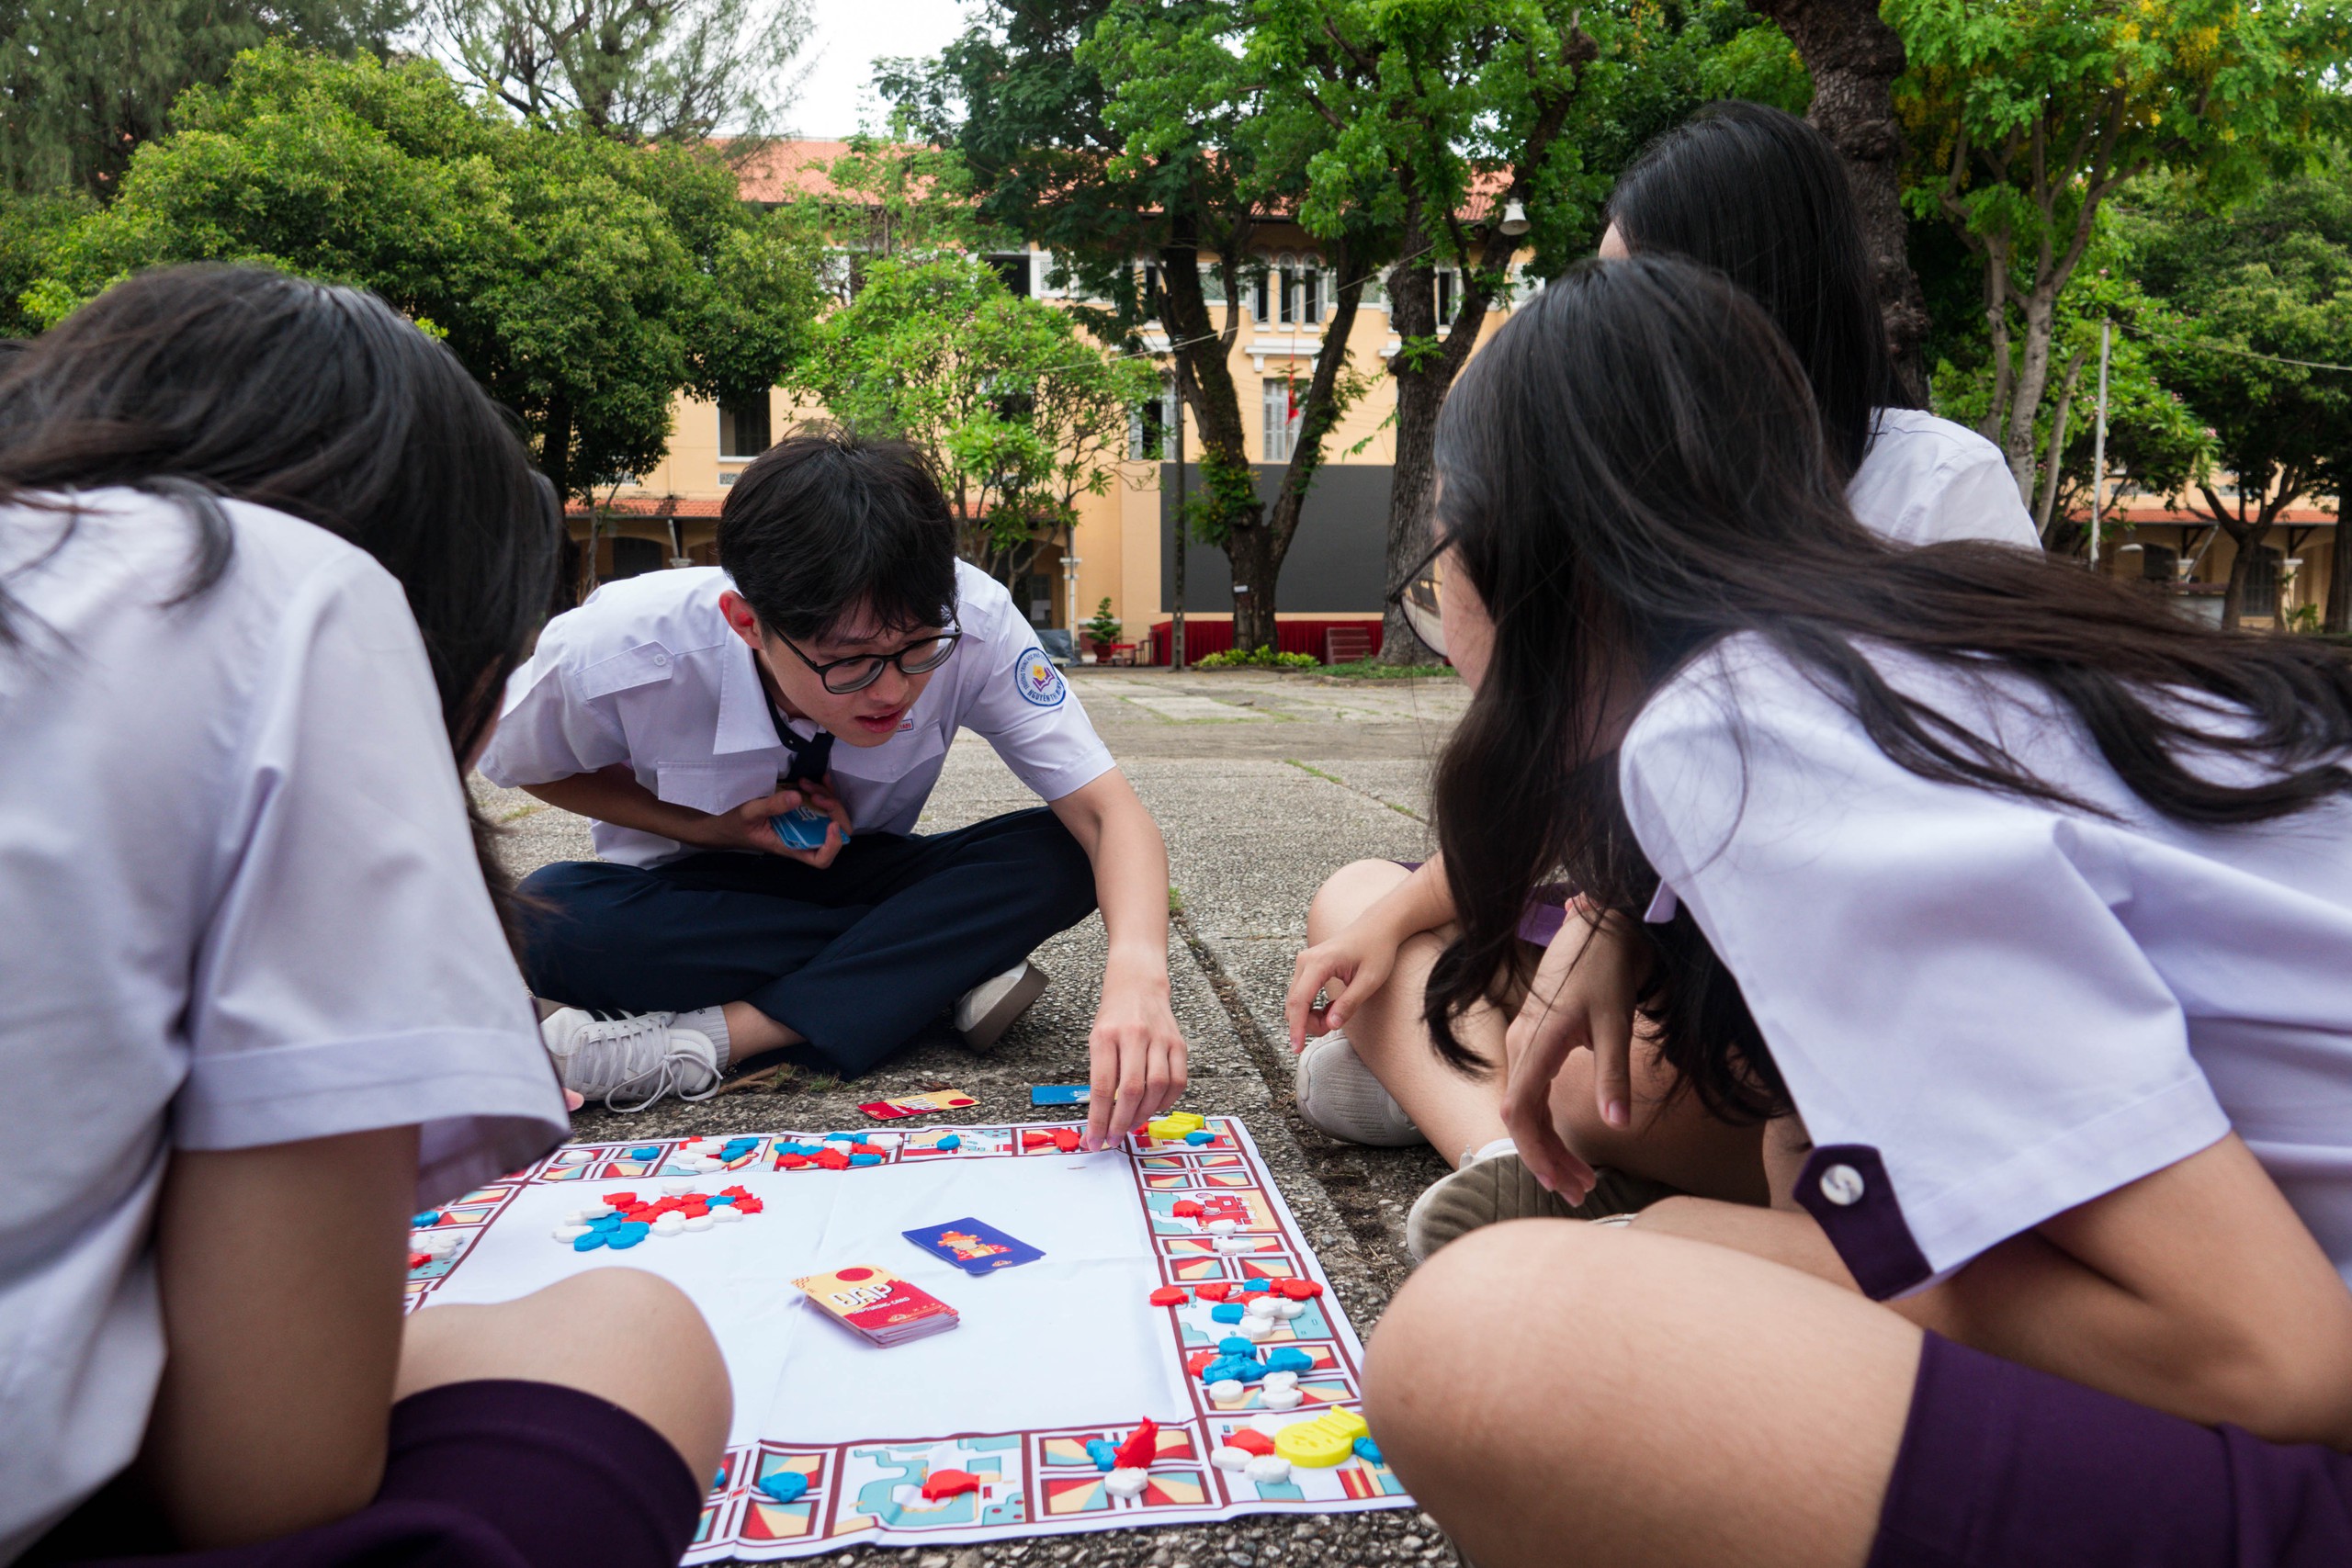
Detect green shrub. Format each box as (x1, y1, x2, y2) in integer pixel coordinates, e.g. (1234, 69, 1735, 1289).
(1193, 645, 1320, 671)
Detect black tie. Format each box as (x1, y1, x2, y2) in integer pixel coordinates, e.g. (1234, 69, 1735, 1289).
(782, 726, 833, 787)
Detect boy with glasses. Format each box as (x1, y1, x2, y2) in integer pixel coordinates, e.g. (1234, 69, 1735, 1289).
(482, 429, 1186, 1145)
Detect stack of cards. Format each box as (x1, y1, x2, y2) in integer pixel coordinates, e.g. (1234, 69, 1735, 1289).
(902, 1217, 1044, 1276)
(793, 1265, 960, 1347)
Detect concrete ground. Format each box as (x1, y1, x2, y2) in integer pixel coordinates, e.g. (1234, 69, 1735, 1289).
(481, 667, 1474, 1568)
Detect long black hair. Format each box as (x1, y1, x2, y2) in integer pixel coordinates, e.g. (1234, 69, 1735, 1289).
(0, 265, 560, 920)
(1423, 257, 2352, 1119)
(1607, 100, 1916, 482)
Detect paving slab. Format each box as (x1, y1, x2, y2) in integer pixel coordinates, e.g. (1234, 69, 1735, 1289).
(469, 668, 1467, 1566)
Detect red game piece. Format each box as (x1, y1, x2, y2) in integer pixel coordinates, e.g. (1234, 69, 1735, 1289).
(1193, 1281, 1234, 1303)
(1148, 1285, 1188, 1306)
(1114, 1418, 1159, 1470)
(777, 1153, 809, 1168)
(921, 1468, 980, 1500)
(407, 1251, 431, 1270)
(1022, 1129, 1055, 1151)
(1170, 1200, 1204, 1219)
(814, 1148, 851, 1170)
(721, 1186, 751, 1198)
(1185, 1350, 1216, 1377)
(604, 1191, 637, 1207)
(1052, 1128, 1081, 1153)
(734, 1197, 764, 1214)
(1226, 1428, 1277, 1456)
(1276, 1278, 1324, 1300)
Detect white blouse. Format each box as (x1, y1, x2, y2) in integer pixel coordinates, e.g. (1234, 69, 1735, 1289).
(1850, 407, 2041, 549)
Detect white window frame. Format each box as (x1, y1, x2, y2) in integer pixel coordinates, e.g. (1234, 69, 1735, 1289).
(1262, 377, 1301, 462)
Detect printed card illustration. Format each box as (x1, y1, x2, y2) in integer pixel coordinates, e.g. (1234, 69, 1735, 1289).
(792, 1265, 960, 1347)
(1014, 647, 1067, 707)
(857, 1089, 979, 1121)
(903, 1218, 1044, 1275)
(769, 805, 841, 852)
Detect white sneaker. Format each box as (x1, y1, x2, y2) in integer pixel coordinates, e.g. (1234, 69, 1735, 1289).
(953, 960, 1051, 1050)
(541, 1009, 720, 1113)
(1295, 1029, 1424, 1147)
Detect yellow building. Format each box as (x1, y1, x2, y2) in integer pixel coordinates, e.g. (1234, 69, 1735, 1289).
(566, 140, 1535, 661)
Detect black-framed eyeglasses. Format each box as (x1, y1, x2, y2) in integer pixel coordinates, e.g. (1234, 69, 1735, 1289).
(1387, 538, 1448, 657)
(776, 627, 963, 694)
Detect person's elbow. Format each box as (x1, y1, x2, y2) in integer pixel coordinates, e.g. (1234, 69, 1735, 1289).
(2189, 1314, 2352, 1448)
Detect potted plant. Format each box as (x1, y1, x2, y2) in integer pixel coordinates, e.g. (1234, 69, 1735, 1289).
(1083, 597, 1124, 661)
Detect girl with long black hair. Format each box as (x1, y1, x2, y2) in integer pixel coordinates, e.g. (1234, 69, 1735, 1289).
(1289, 102, 2040, 1256)
(0, 266, 729, 1565)
(1362, 255, 2352, 1568)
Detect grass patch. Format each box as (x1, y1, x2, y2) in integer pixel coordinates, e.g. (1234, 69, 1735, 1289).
(1167, 885, 1186, 915)
(498, 801, 547, 823)
(1283, 759, 1345, 787)
(1321, 658, 1455, 680)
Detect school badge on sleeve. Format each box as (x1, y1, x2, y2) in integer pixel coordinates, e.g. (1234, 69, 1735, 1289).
(1013, 648, 1067, 706)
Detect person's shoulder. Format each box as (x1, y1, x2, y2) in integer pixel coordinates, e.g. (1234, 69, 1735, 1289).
(1854, 410, 2038, 548)
(1863, 407, 2004, 467)
(541, 566, 731, 664)
(951, 559, 1023, 640)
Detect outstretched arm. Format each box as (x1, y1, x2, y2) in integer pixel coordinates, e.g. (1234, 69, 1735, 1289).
(1049, 770, 1189, 1150)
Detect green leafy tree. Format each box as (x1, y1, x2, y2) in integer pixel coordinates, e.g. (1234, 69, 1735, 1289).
(420, 0, 812, 143)
(1891, 0, 2352, 509)
(0, 188, 91, 335)
(781, 133, 1012, 305)
(25, 43, 820, 513)
(793, 253, 1157, 590)
(2115, 166, 2352, 630)
(0, 0, 404, 197)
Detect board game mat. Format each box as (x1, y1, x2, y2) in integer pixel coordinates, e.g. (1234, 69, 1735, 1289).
(405, 1116, 1412, 1560)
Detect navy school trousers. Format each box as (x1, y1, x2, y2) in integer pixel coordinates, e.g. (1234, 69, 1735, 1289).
(515, 807, 1098, 1077)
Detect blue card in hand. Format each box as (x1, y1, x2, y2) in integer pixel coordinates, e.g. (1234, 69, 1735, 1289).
(902, 1217, 1045, 1275)
(769, 805, 842, 851)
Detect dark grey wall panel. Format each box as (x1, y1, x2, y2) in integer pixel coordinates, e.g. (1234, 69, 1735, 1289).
(1159, 462, 1392, 614)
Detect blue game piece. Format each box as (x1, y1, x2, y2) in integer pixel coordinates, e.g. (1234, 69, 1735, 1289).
(572, 1231, 608, 1251)
(631, 1145, 661, 1159)
(1083, 1438, 1119, 1472)
(758, 1471, 809, 1505)
(413, 1211, 440, 1227)
(606, 1221, 651, 1249)
(1185, 1130, 1213, 1145)
(848, 1153, 880, 1167)
(937, 1134, 962, 1150)
(1263, 1348, 1313, 1375)
(1218, 1337, 1257, 1356)
(707, 1193, 736, 1206)
(824, 1132, 856, 1144)
(713, 1468, 728, 1489)
(1210, 1303, 1244, 1324)
(1241, 1279, 1272, 1293)
(1352, 1437, 1385, 1467)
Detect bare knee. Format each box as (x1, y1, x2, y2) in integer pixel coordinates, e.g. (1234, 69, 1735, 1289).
(401, 1268, 731, 1483)
(1307, 858, 1412, 943)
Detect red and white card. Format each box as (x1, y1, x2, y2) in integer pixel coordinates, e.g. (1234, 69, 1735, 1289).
(792, 1264, 960, 1347)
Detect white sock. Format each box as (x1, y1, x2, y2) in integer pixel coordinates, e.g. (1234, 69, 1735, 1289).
(1463, 1136, 1519, 1168)
(677, 1006, 731, 1069)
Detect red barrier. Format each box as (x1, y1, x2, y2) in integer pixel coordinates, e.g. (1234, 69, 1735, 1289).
(1147, 618, 1385, 666)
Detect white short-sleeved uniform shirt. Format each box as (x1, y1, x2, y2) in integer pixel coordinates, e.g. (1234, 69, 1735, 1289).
(1620, 636, 2352, 1300)
(1850, 407, 2041, 549)
(481, 560, 1117, 867)
(0, 491, 568, 1555)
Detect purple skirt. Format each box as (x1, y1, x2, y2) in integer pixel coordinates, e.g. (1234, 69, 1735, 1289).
(37, 1380, 699, 1568)
(1393, 860, 1575, 946)
(1872, 1334, 2352, 1568)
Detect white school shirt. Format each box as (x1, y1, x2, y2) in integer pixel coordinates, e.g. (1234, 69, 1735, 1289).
(481, 560, 1117, 867)
(1849, 407, 2041, 549)
(1620, 635, 2352, 1300)
(0, 491, 568, 1557)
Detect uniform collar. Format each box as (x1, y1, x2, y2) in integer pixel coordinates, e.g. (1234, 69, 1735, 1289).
(714, 638, 790, 756)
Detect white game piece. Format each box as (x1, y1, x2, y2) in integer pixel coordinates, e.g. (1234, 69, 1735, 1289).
(1260, 1371, 1299, 1392)
(1207, 1379, 1245, 1403)
(692, 1156, 724, 1173)
(1204, 1218, 1239, 1235)
(651, 1213, 684, 1236)
(684, 1214, 714, 1232)
(662, 1179, 691, 1195)
(552, 1224, 590, 1242)
(1215, 1235, 1251, 1254)
(1244, 1294, 1278, 1318)
(1273, 1300, 1306, 1320)
(865, 1133, 899, 1148)
(1244, 1454, 1292, 1484)
(711, 1204, 744, 1224)
(1261, 1386, 1303, 1411)
(1103, 1467, 1149, 1498)
(1210, 1446, 1252, 1472)
(1237, 1316, 1272, 1340)
(567, 1207, 597, 1224)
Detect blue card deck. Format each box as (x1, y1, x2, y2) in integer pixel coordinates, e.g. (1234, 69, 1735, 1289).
(902, 1217, 1045, 1275)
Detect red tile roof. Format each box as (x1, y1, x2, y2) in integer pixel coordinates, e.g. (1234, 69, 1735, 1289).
(568, 497, 726, 520)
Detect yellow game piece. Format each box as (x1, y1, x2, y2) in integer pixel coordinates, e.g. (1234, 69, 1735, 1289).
(1273, 1407, 1370, 1469)
(1148, 1111, 1207, 1141)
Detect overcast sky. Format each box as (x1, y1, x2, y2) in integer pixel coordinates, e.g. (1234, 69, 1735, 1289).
(789, 0, 974, 139)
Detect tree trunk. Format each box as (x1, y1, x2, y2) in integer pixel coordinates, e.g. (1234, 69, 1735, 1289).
(1154, 221, 1265, 641)
(2219, 524, 2260, 631)
(1252, 253, 1371, 653)
(2033, 351, 2085, 544)
(1751, 0, 1930, 401)
(1380, 243, 1444, 664)
(543, 394, 580, 609)
(2002, 283, 2064, 502)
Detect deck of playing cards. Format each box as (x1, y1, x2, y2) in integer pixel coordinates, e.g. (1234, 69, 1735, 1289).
(793, 1265, 960, 1347)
